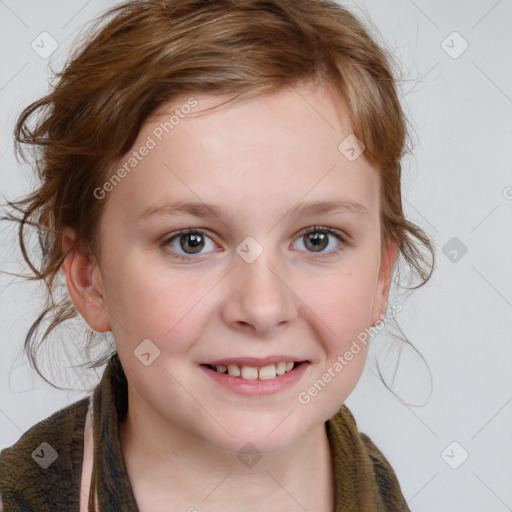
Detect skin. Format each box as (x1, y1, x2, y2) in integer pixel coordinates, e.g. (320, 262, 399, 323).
(63, 80, 397, 511)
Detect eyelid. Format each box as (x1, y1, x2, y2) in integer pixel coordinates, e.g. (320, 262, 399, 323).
(159, 228, 219, 262)
(295, 225, 347, 241)
(292, 225, 347, 258)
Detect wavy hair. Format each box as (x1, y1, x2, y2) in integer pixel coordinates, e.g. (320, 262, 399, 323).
(2, 0, 435, 390)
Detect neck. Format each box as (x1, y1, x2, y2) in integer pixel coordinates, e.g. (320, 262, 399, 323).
(118, 386, 335, 512)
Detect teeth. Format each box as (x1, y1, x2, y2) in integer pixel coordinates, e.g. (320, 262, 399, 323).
(211, 362, 297, 380)
(276, 362, 286, 375)
(227, 364, 241, 377)
(241, 366, 258, 380)
(259, 364, 277, 380)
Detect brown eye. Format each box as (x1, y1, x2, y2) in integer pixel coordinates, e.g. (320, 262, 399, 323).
(293, 226, 346, 257)
(178, 232, 205, 254)
(163, 229, 217, 260)
(303, 231, 329, 252)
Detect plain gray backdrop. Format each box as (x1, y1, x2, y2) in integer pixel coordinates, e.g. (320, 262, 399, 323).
(1, 1, 511, 511)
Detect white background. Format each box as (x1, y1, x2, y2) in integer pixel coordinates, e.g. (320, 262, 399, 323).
(0, 1, 511, 511)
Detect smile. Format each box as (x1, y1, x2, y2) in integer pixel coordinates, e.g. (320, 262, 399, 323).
(204, 361, 298, 380)
(200, 359, 309, 396)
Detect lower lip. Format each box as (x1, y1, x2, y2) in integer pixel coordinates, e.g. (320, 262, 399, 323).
(199, 363, 309, 396)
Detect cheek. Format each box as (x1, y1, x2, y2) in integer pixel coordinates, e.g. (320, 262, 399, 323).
(303, 273, 375, 416)
(102, 254, 213, 351)
(309, 263, 379, 337)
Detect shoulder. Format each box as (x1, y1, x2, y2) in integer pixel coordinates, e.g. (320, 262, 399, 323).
(358, 431, 411, 511)
(0, 396, 91, 511)
(327, 405, 411, 512)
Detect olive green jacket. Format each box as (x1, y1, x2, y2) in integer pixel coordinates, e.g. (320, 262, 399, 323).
(0, 354, 411, 511)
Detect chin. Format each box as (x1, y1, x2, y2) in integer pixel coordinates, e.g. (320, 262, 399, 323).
(205, 411, 315, 456)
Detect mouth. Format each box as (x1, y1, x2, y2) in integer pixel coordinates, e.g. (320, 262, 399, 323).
(201, 360, 304, 381)
(199, 357, 310, 396)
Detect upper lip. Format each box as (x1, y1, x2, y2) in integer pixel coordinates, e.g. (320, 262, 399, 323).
(202, 356, 308, 367)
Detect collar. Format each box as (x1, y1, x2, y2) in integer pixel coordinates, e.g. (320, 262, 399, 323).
(83, 353, 402, 511)
(88, 353, 138, 511)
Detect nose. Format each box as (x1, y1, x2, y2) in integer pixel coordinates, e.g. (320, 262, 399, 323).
(221, 248, 298, 335)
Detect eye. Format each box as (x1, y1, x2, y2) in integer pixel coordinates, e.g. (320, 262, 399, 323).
(161, 225, 347, 262)
(292, 226, 346, 258)
(161, 229, 217, 261)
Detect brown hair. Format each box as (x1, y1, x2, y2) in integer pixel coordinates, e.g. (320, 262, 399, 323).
(2, 0, 434, 389)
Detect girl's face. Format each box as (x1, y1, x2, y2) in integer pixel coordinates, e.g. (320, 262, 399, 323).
(83, 82, 395, 454)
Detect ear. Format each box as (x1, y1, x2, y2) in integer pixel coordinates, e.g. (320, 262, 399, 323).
(370, 240, 398, 326)
(62, 227, 111, 332)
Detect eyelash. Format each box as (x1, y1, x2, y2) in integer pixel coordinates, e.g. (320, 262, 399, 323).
(160, 226, 347, 262)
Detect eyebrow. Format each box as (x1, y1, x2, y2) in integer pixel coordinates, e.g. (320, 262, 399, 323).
(139, 199, 370, 221)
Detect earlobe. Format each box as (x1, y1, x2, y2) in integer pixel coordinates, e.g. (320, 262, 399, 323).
(62, 227, 111, 332)
(370, 241, 398, 326)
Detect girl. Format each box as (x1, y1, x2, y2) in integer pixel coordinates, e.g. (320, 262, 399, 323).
(0, 0, 434, 510)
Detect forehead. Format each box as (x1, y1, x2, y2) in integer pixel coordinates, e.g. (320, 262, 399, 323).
(101, 83, 380, 224)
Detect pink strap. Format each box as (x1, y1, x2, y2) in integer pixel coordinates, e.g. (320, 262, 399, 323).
(80, 397, 99, 512)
